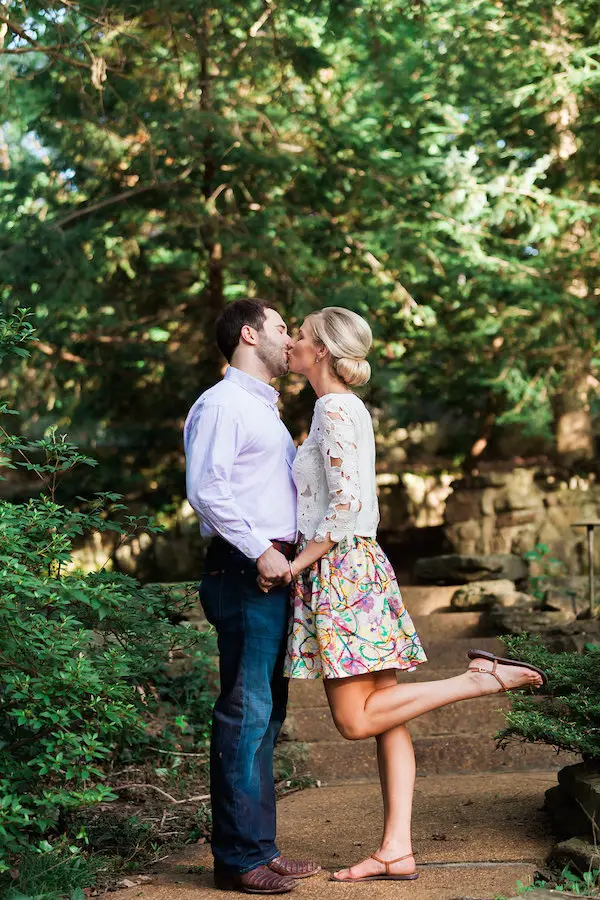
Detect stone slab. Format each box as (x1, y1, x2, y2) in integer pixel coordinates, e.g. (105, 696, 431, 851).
(417, 637, 504, 670)
(414, 554, 529, 586)
(287, 665, 472, 710)
(399, 585, 465, 615)
(411, 612, 485, 642)
(287, 696, 510, 742)
(304, 736, 576, 782)
(551, 836, 600, 874)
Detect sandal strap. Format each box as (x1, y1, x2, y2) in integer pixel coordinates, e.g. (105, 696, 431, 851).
(371, 851, 414, 874)
(469, 659, 508, 692)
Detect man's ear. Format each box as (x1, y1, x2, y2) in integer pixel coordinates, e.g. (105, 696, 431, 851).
(240, 324, 258, 346)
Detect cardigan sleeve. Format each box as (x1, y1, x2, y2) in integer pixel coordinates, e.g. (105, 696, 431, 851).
(312, 397, 362, 544)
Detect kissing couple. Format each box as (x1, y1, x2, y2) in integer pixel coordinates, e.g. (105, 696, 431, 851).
(183, 298, 546, 894)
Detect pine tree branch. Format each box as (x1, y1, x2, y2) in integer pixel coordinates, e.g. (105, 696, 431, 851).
(53, 167, 193, 228)
(0, 14, 100, 71)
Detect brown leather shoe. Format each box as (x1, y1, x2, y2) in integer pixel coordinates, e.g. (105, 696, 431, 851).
(268, 856, 321, 879)
(214, 864, 298, 893)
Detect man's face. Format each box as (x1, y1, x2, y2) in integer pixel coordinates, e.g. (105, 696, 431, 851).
(255, 308, 294, 378)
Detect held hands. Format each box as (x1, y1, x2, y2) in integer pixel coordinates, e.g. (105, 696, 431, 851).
(256, 545, 295, 594)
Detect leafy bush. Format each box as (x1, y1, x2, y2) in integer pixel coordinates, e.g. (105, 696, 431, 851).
(499, 634, 600, 759)
(522, 542, 567, 603)
(0, 311, 215, 876)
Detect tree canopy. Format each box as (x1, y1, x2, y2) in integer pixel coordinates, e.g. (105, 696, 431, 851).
(1, 0, 599, 498)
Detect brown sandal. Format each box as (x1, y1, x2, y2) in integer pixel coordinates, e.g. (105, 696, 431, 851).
(467, 649, 547, 690)
(330, 851, 418, 883)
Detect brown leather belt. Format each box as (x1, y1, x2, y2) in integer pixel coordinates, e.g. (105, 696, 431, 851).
(271, 539, 296, 560)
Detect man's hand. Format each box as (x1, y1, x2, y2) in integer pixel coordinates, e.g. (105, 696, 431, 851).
(256, 546, 290, 593)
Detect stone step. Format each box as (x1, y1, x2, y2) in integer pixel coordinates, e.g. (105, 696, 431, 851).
(411, 611, 485, 642)
(286, 695, 510, 743)
(419, 635, 504, 669)
(302, 735, 576, 782)
(398, 584, 463, 615)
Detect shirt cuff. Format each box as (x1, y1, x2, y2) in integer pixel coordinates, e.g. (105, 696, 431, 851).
(235, 532, 273, 561)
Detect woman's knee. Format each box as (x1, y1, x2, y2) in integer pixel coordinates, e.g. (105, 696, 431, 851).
(325, 673, 378, 740)
(332, 714, 370, 741)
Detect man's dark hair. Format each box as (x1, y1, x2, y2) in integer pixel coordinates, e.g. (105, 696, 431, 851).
(215, 298, 272, 362)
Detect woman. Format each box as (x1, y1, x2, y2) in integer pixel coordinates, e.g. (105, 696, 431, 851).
(260, 307, 545, 884)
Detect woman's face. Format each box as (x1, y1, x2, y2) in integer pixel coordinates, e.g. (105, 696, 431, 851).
(288, 319, 322, 376)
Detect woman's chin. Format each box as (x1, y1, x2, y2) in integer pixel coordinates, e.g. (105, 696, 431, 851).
(287, 360, 303, 376)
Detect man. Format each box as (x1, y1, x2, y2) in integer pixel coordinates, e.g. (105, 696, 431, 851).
(184, 299, 320, 894)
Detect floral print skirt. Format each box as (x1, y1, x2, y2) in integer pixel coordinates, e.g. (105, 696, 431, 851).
(284, 536, 427, 679)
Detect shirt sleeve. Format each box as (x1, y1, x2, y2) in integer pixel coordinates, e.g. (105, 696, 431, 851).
(185, 403, 272, 560)
(313, 398, 362, 544)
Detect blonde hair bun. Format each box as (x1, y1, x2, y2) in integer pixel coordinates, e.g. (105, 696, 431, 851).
(334, 356, 371, 387)
(308, 307, 372, 387)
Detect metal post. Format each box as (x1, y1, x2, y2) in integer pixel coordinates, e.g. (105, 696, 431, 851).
(572, 521, 600, 618)
(588, 524, 595, 618)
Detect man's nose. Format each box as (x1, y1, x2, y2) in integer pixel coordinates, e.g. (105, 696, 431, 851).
(285, 336, 294, 349)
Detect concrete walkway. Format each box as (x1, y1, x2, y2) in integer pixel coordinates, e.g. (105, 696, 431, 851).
(111, 771, 560, 899)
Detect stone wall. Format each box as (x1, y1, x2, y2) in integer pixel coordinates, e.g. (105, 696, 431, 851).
(377, 471, 455, 532)
(444, 468, 600, 574)
(66, 466, 600, 582)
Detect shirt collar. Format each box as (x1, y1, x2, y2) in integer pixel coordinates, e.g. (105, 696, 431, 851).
(224, 365, 280, 408)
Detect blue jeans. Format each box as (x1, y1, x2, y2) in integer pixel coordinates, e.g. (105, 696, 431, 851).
(200, 538, 290, 874)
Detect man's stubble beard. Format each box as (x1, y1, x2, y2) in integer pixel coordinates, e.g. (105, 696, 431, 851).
(256, 335, 289, 379)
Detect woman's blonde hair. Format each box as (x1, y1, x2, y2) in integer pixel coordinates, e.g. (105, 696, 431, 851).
(307, 307, 372, 387)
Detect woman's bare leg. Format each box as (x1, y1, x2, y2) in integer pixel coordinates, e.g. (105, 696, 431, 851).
(333, 671, 417, 881)
(324, 657, 543, 741)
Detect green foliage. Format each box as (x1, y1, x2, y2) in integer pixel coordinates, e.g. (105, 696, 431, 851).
(523, 542, 568, 602)
(1, 1, 600, 490)
(517, 864, 600, 895)
(499, 634, 600, 759)
(3, 840, 103, 900)
(0, 311, 215, 878)
(553, 864, 600, 894)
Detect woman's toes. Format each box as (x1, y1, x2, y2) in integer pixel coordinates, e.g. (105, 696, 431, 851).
(333, 852, 415, 881)
(469, 660, 544, 693)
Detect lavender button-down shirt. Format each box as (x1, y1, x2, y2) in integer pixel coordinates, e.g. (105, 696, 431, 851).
(183, 366, 297, 560)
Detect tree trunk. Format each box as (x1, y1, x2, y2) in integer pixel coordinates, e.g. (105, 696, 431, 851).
(552, 377, 595, 465)
(196, 7, 225, 380)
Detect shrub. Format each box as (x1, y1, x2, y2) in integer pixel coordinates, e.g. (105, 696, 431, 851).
(499, 633, 600, 759)
(0, 310, 214, 875)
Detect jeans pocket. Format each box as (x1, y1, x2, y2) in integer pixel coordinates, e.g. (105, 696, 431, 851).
(200, 571, 225, 626)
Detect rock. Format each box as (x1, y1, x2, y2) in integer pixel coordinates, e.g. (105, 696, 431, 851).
(443, 467, 600, 575)
(551, 836, 600, 875)
(414, 553, 529, 586)
(501, 467, 544, 511)
(504, 891, 581, 899)
(543, 619, 600, 653)
(450, 579, 517, 609)
(542, 576, 589, 616)
(487, 602, 571, 635)
(444, 490, 484, 525)
(545, 784, 592, 837)
(557, 761, 600, 837)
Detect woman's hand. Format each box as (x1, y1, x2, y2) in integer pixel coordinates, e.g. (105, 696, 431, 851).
(257, 561, 295, 593)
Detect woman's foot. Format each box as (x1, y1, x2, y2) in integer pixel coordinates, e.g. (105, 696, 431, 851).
(333, 849, 416, 882)
(467, 657, 543, 694)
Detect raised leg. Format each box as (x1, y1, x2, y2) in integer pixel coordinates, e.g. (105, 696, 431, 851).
(324, 657, 543, 741)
